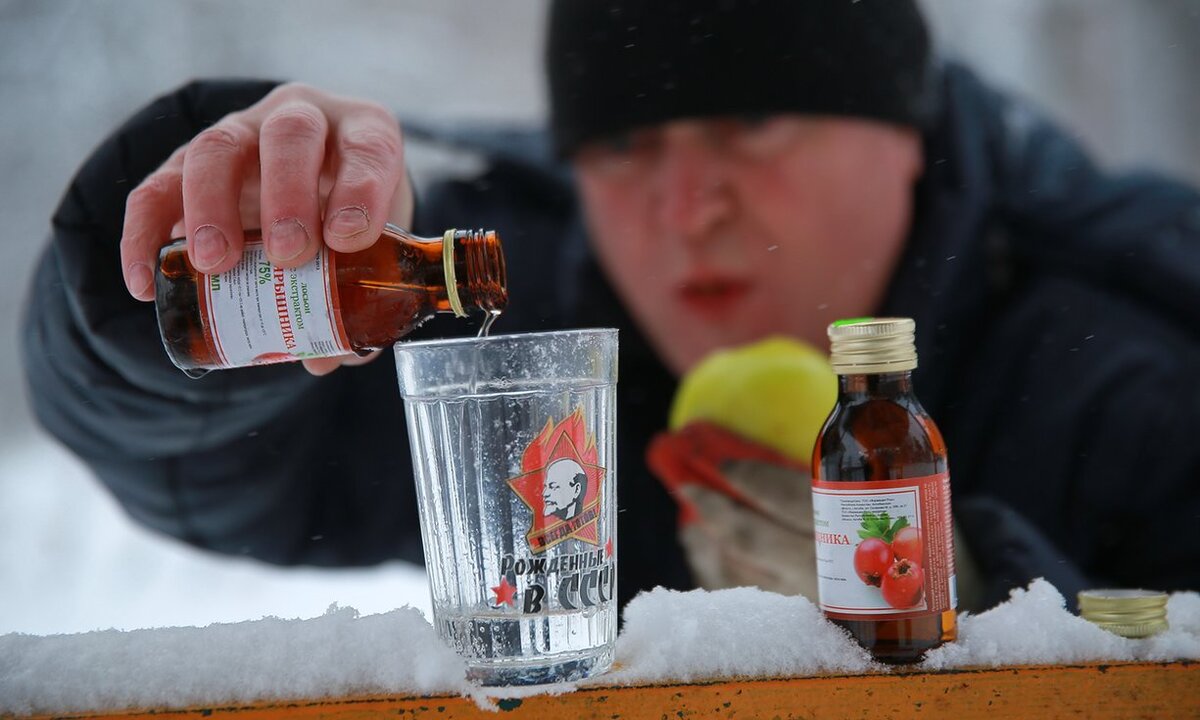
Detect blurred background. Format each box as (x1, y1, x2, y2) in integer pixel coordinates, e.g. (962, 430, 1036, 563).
(1, 0, 1198, 635)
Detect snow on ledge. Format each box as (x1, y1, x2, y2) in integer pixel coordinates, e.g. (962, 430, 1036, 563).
(597, 586, 880, 684)
(4, 581, 1199, 716)
(0, 605, 469, 716)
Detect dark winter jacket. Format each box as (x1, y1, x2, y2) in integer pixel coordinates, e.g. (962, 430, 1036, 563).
(23, 65, 1200, 611)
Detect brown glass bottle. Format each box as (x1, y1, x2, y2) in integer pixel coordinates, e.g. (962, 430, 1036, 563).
(811, 318, 957, 663)
(156, 225, 507, 373)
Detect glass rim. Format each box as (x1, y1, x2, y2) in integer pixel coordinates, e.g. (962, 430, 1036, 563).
(394, 327, 618, 354)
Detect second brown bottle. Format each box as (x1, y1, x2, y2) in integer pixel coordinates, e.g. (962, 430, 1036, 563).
(811, 317, 957, 663)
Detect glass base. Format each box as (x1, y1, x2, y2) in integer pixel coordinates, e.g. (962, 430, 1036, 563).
(467, 645, 615, 687)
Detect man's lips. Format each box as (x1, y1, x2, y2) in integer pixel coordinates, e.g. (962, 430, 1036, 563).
(677, 276, 752, 316)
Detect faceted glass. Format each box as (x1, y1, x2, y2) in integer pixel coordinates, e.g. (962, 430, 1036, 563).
(394, 329, 618, 685)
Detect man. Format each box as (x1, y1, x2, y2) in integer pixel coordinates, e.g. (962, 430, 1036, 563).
(22, 0, 1200, 610)
(543, 459, 587, 523)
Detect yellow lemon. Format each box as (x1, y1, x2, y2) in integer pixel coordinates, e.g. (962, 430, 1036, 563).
(669, 336, 837, 463)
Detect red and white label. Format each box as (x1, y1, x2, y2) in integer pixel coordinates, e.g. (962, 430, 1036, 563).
(811, 473, 956, 620)
(199, 242, 350, 367)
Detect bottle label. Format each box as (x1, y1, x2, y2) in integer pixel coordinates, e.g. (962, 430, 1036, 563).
(811, 472, 956, 620)
(199, 242, 350, 367)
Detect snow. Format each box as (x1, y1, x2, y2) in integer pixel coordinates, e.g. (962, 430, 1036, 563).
(599, 586, 879, 684)
(0, 605, 468, 716)
(920, 579, 1134, 668)
(920, 580, 1200, 669)
(1144, 592, 1200, 662)
(6, 579, 1197, 715)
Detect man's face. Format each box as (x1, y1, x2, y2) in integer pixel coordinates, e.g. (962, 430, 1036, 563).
(543, 459, 584, 517)
(573, 115, 923, 375)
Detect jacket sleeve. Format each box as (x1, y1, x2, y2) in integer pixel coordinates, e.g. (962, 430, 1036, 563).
(21, 80, 426, 567)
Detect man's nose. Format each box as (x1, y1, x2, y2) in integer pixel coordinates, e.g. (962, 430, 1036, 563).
(653, 126, 732, 237)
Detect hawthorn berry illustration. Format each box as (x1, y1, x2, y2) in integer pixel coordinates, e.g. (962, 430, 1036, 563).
(891, 526, 923, 563)
(852, 511, 911, 587)
(853, 538, 893, 587)
(881, 557, 925, 608)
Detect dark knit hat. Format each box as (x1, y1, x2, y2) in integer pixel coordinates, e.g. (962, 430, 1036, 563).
(546, 0, 935, 157)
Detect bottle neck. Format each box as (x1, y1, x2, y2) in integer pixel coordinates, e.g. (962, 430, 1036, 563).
(838, 370, 916, 400)
(444, 229, 508, 315)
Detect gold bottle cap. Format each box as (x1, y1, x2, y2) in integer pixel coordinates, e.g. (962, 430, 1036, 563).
(827, 317, 918, 375)
(1078, 589, 1169, 638)
(442, 229, 467, 318)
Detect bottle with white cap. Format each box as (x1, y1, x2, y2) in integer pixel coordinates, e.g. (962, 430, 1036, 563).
(810, 317, 958, 663)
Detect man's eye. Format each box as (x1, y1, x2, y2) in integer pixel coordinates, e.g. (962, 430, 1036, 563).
(732, 115, 804, 157)
(576, 132, 653, 175)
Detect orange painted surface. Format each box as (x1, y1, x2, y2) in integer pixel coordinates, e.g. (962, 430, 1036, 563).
(15, 662, 1197, 720)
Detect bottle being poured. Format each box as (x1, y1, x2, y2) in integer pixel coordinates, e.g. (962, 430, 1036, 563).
(155, 224, 507, 375)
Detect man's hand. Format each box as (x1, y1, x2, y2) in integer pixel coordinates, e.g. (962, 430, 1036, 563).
(648, 422, 819, 599)
(119, 83, 414, 375)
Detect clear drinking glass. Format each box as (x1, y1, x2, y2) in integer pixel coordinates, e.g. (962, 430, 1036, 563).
(394, 329, 618, 686)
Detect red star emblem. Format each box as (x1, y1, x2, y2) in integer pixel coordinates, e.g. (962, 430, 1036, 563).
(605, 538, 614, 558)
(491, 577, 517, 607)
(507, 408, 606, 553)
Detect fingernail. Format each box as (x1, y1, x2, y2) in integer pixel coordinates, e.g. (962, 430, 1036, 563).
(327, 206, 369, 238)
(269, 218, 310, 261)
(125, 262, 154, 299)
(193, 225, 228, 269)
